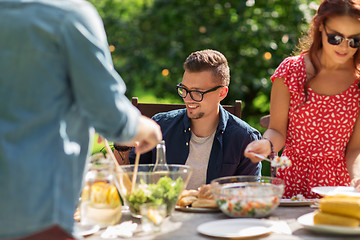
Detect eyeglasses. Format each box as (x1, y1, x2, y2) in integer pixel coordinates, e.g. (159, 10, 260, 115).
(323, 24, 360, 49)
(176, 83, 223, 102)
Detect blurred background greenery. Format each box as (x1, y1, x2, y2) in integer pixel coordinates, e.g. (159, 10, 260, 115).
(89, 0, 320, 175)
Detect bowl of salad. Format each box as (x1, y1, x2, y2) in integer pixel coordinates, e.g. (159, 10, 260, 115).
(116, 164, 192, 218)
(211, 176, 284, 218)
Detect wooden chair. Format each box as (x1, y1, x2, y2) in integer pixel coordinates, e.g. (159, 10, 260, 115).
(260, 114, 270, 128)
(131, 97, 242, 119)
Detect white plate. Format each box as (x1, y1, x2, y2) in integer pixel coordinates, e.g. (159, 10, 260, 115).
(280, 199, 315, 206)
(175, 205, 220, 213)
(297, 212, 360, 235)
(197, 219, 273, 238)
(311, 186, 360, 197)
(74, 223, 100, 236)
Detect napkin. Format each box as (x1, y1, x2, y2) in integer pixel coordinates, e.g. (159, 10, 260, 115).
(101, 221, 138, 239)
(268, 220, 292, 234)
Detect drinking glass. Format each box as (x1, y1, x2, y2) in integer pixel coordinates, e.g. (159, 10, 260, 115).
(139, 203, 167, 233)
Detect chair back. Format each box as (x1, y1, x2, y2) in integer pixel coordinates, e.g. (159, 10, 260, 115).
(260, 114, 270, 128)
(131, 97, 242, 119)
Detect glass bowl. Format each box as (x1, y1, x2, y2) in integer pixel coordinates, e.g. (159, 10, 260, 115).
(116, 164, 192, 218)
(211, 176, 284, 218)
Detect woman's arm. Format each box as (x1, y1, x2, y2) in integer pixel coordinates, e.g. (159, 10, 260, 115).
(345, 114, 360, 191)
(264, 77, 290, 152)
(244, 77, 290, 161)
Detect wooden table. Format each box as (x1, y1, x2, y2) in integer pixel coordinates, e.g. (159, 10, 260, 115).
(85, 206, 360, 240)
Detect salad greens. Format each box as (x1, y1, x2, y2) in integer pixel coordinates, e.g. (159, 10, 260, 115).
(127, 176, 184, 215)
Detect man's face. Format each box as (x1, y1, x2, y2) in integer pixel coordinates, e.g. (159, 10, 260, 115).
(180, 70, 227, 120)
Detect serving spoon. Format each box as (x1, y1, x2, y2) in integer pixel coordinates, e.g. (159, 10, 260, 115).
(253, 153, 272, 163)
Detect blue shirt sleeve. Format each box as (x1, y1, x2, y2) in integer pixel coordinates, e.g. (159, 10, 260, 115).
(60, 3, 140, 142)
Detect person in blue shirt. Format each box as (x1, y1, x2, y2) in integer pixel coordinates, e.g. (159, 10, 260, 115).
(129, 49, 261, 189)
(0, 0, 162, 239)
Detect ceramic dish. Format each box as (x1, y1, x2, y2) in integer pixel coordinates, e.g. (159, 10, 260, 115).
(297, 212, 360, 235)
(279, 199, 315, 206)
(197, 219, 273, 238)
(74, 223, 100, 236)
(311, 186, 360, 197)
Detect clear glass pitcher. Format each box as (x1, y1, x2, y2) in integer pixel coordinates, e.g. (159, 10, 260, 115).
(80, 154, 122, 227)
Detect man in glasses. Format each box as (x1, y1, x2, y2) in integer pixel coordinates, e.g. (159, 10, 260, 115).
(130, 49, 261, 189)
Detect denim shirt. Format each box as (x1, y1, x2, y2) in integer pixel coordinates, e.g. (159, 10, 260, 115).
(130, 106, 262, 183)
(0, 1, 139, 238)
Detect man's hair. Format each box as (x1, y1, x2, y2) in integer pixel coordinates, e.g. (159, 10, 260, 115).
(183, 49, 230, 86)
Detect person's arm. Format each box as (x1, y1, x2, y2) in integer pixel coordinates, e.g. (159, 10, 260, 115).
(244, 77, 290, 161)
(61, 4, 141, 143)
(345, 114, 360, 191)
(119, 115, 162, 154)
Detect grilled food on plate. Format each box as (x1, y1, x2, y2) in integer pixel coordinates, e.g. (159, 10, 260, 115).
(314, 194, 360, 227)
(314, 210, 359, 227)
(177, 184, 217, 208)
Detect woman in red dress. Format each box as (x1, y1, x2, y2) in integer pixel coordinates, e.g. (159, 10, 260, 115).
(245, 0, 360, 199)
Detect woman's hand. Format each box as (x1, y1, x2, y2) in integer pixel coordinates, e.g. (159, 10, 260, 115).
(244, 139, 272, 163)
(351, 178, 360, 192)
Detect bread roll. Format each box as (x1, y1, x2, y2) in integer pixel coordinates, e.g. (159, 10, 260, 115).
(191, 199, 217, 208)
(198, 184, 214, 199)
(177, 185, 218, 208)
(181, 189, 199, 198)
(178, 196, 197, 207)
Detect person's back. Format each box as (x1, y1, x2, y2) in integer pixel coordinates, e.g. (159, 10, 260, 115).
(0, 0, 143, 238)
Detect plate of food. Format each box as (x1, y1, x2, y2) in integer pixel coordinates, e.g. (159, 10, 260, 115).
(176, 185, 219, 213)
(197, 219, 273, 238)
(280, 199, 315, 206)
(297, 212, 360, 235)
(175, 205, 220, 213)
(311, 186, 360, 197)
(280, 194, 316, 206)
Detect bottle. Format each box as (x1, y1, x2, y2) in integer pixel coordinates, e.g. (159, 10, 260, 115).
(80, 154, 122, 227)
(153, 140, 169, 172)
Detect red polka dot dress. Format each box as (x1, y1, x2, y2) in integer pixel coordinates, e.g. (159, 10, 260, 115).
(271, 54, 360, 199)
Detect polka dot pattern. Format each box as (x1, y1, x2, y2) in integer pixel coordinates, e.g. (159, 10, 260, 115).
(271, 55, 360, 199)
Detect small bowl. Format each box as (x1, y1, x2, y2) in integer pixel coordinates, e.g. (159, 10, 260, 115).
(116, 164, 192, 218)
(211, 176, 284, 218)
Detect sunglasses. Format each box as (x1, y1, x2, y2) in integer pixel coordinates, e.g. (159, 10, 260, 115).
(323, 24, 360, 49)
